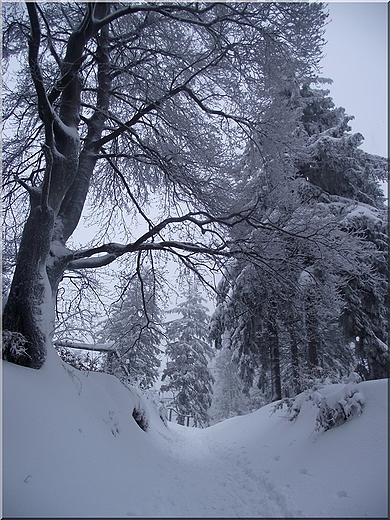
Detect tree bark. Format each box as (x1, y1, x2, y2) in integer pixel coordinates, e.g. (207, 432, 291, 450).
(177, 414, 185, 426)
(289, 328, 301, 394)
(3, 203, 54, 368)
(268, 318, 282, 400)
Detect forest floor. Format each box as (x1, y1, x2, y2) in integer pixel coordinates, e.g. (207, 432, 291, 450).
(2, 347, 388, 518)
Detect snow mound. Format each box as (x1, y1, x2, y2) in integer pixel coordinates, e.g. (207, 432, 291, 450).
(2, 347, 388, 518)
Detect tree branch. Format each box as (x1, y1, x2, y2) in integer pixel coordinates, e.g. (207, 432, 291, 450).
(100, 149, 154, 229)
(41, 144, 53, 211)
(92, 84, 189, 149)
(26, 2, 55, 147)
(36, 3, 62, 67)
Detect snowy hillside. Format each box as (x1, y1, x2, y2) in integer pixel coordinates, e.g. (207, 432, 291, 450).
(2, 348, 388, 518)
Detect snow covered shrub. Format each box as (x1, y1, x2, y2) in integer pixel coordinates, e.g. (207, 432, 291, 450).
(271, 395, 304, 422)
(343, 371, 362, 384)
(55, 346, 103, 372)
(272, 373, 365, 432)
(315, 380, 365, 431)
(2, 330, 30, 362)
(132, 405, 149, 431)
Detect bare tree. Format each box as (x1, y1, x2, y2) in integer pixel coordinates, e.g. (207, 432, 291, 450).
(2, 2, 326, 368)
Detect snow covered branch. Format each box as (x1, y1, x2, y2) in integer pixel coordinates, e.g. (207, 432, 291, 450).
(53, 339, 115, 352)
(66, 206, 261, 270)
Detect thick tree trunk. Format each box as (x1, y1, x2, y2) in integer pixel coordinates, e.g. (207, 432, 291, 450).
(2, 5, 111, 370)
(3, 204, 55, 369)
(177, 414, 185, 426)
(307, 329, 319, 368)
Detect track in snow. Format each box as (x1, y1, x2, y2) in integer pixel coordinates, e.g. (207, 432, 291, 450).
(142, 422, 303, 518)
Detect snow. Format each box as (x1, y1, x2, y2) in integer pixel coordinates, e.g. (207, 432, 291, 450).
(54, 339, 115, 352)
(344, 201, 384, 225)
(2, 346, 388, 518)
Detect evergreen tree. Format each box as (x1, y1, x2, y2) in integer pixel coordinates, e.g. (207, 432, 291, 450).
(211, 82, 388, 402)
(297, 83, 387, 206)
(209, 344, 250, 424)
(296, 84, 388, 379)
(338, 207, 388, 379)
(161, 282, 214, 427)
(101, 267, 162, 389)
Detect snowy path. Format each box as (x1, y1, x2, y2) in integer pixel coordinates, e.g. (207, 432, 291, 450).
(145, 422, 302, 518)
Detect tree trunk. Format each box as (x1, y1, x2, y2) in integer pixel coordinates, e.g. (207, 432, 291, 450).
(2, 130, 79, 369)
(268, 319, 282, 400)
(289, 329, 301, 394)
(307, 329, 319, 368)
(2, 4, 112, 369)
(2, 203, 55, 368)
(302, 299, 319, 370)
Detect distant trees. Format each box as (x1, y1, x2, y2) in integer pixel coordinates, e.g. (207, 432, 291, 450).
(210, 83, 388, 403)
(209, 345, 250, 424)
(2, 2, 328, 369)
(100, 267, 163, 389)
(161, 282, 214, 427)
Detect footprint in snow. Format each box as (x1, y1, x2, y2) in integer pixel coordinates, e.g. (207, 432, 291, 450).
(299, 468, 315, 477)
(337, 490, 349, 498)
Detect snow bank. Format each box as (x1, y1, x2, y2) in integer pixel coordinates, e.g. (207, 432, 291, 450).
(2, 347, 388, 517)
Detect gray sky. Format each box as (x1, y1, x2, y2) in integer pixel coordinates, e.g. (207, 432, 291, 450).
(321, 2, 388, 159)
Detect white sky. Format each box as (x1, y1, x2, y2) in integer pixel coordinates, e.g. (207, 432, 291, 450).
(321, 2, 388, 159)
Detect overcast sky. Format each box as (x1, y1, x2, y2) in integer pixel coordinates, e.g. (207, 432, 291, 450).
(321, 2, 388, 159)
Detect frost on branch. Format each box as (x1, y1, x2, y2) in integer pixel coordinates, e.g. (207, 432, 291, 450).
(2, 330, 30, 363)
(271, 373, 365, 432)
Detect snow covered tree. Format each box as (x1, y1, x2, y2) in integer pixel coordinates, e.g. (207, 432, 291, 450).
(296, 84, 388, 379)
(100, 266, 163, 389)
(297, 83, 387, 206)
(338, 207, 388, 380)
(2, 2, 328, 369)
(161, 281, 214, 427)
(211, 82, 388, 400)
(209, 344, 250, 424)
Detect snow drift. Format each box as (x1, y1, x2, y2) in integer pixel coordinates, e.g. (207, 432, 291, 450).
(2, 347, 388, 518)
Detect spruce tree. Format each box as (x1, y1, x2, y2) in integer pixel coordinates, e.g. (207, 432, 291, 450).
(161, 282, 214, 427)
(211, 81, 388, 401)
(101, 268, 162, 389)
(297, 84, 388, 379)
(209, 345, 249, 423)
